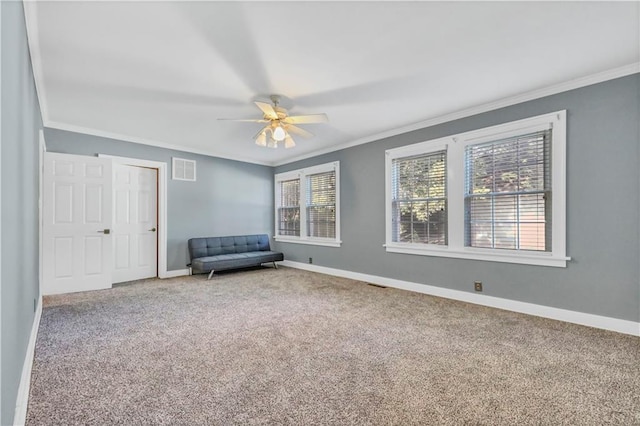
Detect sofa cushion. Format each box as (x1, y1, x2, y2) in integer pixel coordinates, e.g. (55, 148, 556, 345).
(188, 234, 284, 275)
(188, 234, 271, 259)
(192, 251, 284, 273)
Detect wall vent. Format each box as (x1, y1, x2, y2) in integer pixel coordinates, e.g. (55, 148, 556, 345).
(172, 157, 196, 181)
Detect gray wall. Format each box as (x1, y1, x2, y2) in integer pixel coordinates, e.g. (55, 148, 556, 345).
(1, 2, 43, 425)
(275, 74, 640, 323)
(44, 129, 274, 271)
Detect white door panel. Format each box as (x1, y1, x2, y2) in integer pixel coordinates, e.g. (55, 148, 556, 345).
(53, 183, 73, 223)
(43, 152, 113, 295)
(53, 237, 73, 277)
(112, 164, 158, 283)
(84, 236, 104, 274)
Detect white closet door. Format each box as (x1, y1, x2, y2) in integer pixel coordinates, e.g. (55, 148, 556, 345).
(42, 152, 113, 295)
(112, 164, 158, 283)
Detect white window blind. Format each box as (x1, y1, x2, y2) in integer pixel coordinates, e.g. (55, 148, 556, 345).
(464, 129, 551, 251)
(306, 171, 336, 239)
(278, 179, 300, 237)
(274, 161, 341, 247)
(392, 150, 447, 245)
(386, 111, 566, 267)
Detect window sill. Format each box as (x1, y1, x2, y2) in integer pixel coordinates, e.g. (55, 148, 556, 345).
(384, 243, 569, 268)
(274, 237, 342, 248)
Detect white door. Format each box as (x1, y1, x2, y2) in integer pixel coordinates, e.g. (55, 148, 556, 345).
(42, 152, 113, 295)
(112, 164, 158, 283)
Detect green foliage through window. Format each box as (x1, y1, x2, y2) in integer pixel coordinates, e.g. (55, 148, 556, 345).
(278, 179, 300, 236)
(464, 130, 551, 251)
(391, 150, 447, 244)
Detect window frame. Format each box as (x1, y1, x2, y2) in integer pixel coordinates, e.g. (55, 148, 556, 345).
(389, 143, 449, 246)
(385, 111, 568, 267)
(276, 178, 301, 238)
(274, 161, 341, 247)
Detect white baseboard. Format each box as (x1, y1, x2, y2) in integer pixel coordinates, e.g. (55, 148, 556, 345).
(13, 297, 43, 426)
(160, 268, 189, 279)
(281, 260, 640, 337)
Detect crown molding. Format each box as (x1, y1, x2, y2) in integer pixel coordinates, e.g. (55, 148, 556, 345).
(23, 1, 50, 124)
(24, 0, 638, 170)
(44, 121, 273, 167)
(45, 61, 639, 169)
(274, 62, 640, 167)
(24, 2, 272, 167)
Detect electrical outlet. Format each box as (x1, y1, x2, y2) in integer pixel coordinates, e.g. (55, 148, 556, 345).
(474, 281, 483, 292)
(308, 257, 313, 264)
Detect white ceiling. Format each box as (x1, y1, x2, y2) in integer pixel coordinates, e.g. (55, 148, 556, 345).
(26, 1, 639, 166)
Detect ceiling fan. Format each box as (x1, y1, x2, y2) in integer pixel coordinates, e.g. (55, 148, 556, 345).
(219, 95, 328, 149)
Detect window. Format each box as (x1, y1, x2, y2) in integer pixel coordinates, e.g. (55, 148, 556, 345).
(392, 150, 447, 245)
(465, 130, 550, 251)
(385, 111, 567, 267)
(275, 162, 341, 247)
(307, 171, 336, 239)
(277, 179, 300, 237)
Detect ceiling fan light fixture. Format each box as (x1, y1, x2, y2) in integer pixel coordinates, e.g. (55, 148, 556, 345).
(219, 95, 328, 149)
(284, 135, 295, 149)
(272, 125, 286, 142)
(255, 130, 267, 146)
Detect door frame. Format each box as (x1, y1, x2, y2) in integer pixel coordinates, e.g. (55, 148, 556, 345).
(38, 130, 46, 293)
(98, 154, 171, 279)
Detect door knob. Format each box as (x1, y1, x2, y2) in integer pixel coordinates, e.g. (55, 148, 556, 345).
(98, 229, 110, 234)
(149, 227, 156, 232)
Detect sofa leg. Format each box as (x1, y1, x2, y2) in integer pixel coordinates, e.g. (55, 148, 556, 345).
(207, 270, 214, 280)
(273, 261, 278, 269)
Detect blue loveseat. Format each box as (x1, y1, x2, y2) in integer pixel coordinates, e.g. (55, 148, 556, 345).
(188, 234, 284, 279)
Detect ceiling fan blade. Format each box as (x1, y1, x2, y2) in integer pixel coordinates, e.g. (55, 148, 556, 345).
(284, 134, 296, 149)
(218, 118, 269, 123)
(283, 113, 328, 124)
(254, 101, 278, 120)
(286, 124, 314, 139)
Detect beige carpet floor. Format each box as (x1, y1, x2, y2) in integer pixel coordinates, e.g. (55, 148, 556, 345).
(27, 267, 639, 425)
